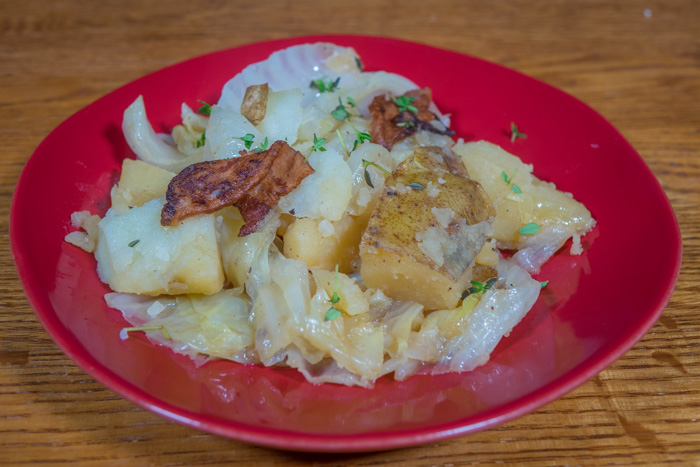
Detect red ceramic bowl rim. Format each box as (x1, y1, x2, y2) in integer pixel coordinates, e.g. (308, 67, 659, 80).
(10, 34, 683, 452)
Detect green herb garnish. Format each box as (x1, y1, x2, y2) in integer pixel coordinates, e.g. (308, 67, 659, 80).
(197, 100, 212, 115)
(128, 239, 140, 248)
(256, 136, 269, 151)
(461, 277, 498, 300)
(393, 95, 418, 114)
(122, 326, 171, 340)
(362, 159, 391, 189)
(306, 133, 327, 160)
(518, 222, 540, 235)
(355, 57, 364, 72)
(196, 131, 206, 148)
(310, 76, 340, 93)
(510, 122, 527, 143)
(396, 121, 416, 128)
(236, 133, 255, 149)
(501, 170, 522, 194)
(407, 181, 426, 191)
(347, 96, 357, 108)
(325, 265, 342, 321)
(331, 102, 350, 121)
(540, 280, 549, 288)
(336, 129, 351, 157)
(352, 129, 372, 151)
(330, 97, 361, 122)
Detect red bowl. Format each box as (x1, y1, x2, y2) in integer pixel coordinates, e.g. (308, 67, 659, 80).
(10, 35, 681, 452)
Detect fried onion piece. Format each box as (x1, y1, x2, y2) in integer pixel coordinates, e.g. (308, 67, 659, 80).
(240, 83, 269, 125)
(369, 88, 454, 151)
(161, 141, 314, 235)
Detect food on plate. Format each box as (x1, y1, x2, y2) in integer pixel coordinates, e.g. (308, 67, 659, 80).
(65, 42, 595, 387)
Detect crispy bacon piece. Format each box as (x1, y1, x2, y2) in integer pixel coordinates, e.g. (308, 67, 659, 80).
(161, 140, 314, 236)
(369, 88, 454, 151)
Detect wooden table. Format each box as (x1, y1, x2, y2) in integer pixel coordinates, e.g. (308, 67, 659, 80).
(2, 0, 698, 464)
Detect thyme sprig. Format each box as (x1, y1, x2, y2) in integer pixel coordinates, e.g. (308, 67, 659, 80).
(236, 133, 255, 149)
(196, 131, 206, 148)
(306, 133, 327, 160)
(461, 277, 498, 300)
(310, 76, 340, 93)
(325, 265, 342, 321)
(362, 159, 391, 189)
(501, 170, 522, 194)
(255, 136, 269, 152)
(196, 100, 212, 115)
(510, 122, 527, 143)
(393, 95, 418, 114)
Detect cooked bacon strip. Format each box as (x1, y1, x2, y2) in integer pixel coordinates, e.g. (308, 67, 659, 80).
(161, 140, 314, 236)
(369, 88, 454, 151)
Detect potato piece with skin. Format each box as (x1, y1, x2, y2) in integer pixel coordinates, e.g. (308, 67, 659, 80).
(453, 141, 594, 250)
(283, 215, 364, 273)
(110, 159, 175, 215)
(360, 146, 495, 310)
(95, 197, 224, 295)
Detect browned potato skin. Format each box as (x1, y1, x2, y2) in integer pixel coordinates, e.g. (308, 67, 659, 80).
(360, 146, 495, 310)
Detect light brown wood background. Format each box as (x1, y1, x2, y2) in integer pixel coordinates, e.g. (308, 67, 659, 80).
(2, 0, 699, 465)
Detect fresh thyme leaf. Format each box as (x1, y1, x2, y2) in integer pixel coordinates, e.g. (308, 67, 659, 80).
(122, 326, 171, 340)
(324, 307, 341, 321)
(313, 133, 327, 152)
(355, 57, 364, 72)
(501, 170, 522, 194)
(347, 96, 357, 107)
(197, 100, 212, 115)
(362, 159, 391, 175)
(407, 181, 426, 191)
(393, 95, 418, 114)
(331, 102, 350, 121)
(353, 139, 360, 151)
(196, 131, 206, 148)
(330, 264, 340, 304)
(510, 122, 527, 143)
(256, 136, 269, 151)
(310, 76, 340, 93)
(306, 133, 327, 160)
(128, 239, 140, 247)
(364, 167, 374, 188)
(462, 277, 498, 299)
(355, 129, 371, 144)
(540, 280, 549, 288)
(236, 133, 255, 149)
(518, 222, 540, 235)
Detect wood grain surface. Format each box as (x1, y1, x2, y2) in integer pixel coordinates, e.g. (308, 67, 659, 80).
(2, 0, 699, 465)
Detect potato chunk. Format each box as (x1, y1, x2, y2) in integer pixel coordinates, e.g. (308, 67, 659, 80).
(110, 159, 175, 215)
(453, 141, 595, 251)
(95, 197, 224, 295)
(283, 215, 364, 273)
(360, 147, 495, 310)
